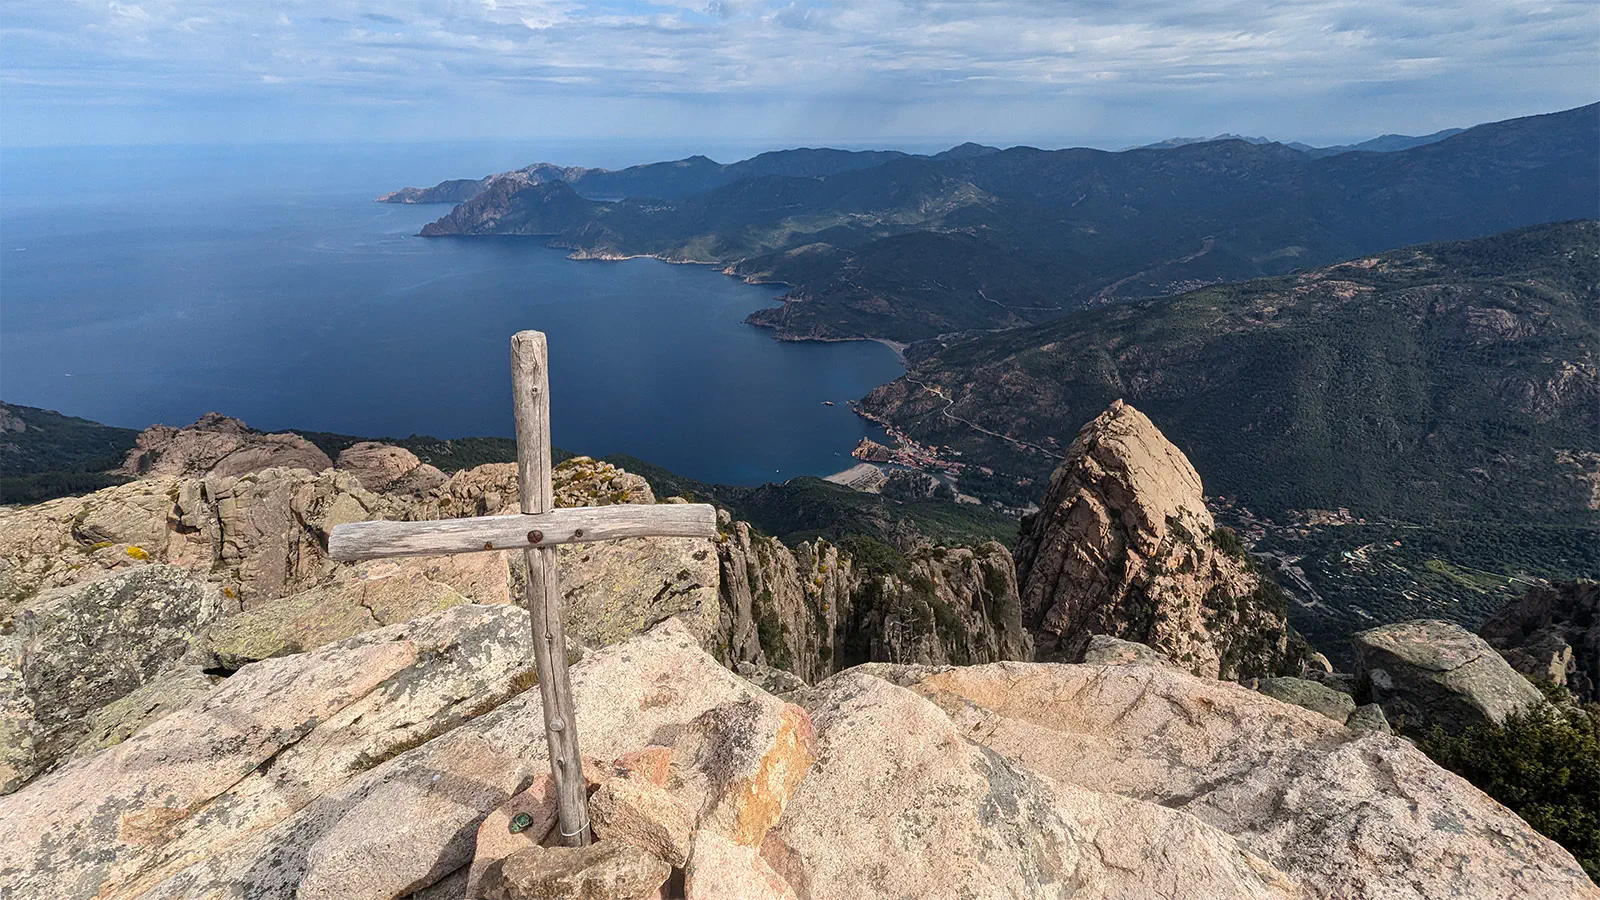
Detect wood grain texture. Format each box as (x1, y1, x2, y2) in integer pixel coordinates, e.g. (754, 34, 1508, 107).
(326, 503, 718, 561)
(511, 330, 554, 516)
(512, 330, 592, 847)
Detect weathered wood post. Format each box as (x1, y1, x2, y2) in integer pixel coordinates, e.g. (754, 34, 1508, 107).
(329, 329, 717, 848)
(510, 330, 592, 847)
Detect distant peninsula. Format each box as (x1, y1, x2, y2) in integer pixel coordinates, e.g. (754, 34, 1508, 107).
(391, 104, 1598, 347)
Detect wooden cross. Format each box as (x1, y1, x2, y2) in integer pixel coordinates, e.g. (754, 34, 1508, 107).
(327, 330, 717, 846)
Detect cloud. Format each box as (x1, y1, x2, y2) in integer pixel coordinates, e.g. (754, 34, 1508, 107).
(0, 0, 1594, 146)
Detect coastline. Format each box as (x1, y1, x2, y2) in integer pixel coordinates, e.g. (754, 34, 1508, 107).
(773, 333, 908, 362)
(422, 221, 912, 363)
(422, 227, 914, 467)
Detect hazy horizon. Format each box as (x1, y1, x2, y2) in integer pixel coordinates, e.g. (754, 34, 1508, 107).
(1, 98, 1589, 166)
(3, 1, 1595, 151)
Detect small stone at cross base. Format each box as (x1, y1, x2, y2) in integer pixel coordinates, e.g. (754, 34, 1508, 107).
(477, 840, 670, 900)
(466, 758, 608, 897)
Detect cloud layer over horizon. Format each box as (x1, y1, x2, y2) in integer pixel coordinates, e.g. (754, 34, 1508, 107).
(3, 0, 1595, 149)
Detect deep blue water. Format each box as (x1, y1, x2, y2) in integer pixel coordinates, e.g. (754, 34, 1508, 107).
(0, 144, 902, 485)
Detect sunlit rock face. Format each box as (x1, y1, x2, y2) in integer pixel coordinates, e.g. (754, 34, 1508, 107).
(1015, 400, 1309, 679)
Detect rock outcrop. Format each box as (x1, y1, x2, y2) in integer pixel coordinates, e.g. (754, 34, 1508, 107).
(1080, 633, 1177, 667)
(1480, 580, 1599, 702)
(119, 413, 333, 479)
(1015, 400, 1307, 679)
(775, 670, 1299, 900)
(717, 521, 1030, 683)
(1353, 619, 1546, 734)
(0, 457, 688, 639)
(716, 521, 854, 682)
(4, 608, 1590, 900)
(1256, 676, 1357, 724)
(0, 566, 220, 792)
(0, 455, 723, 796)
(865, 659, 1596, 899)
(192, 568, 473, 670)
(0, 607, 717, 899)
(334, 442, 447, 495)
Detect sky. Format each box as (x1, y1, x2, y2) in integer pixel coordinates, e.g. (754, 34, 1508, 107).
(2, 0, 1597, 152)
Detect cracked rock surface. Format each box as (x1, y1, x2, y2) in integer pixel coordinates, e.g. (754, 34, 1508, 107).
(1353, 619, 1544, 734)
(2, 611, 1593, 899)
(1014, 400, 1309, 679)
(858, 659, 1596, 899)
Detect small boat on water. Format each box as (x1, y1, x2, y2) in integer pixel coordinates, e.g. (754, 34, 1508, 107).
(822, 400, 835, 406)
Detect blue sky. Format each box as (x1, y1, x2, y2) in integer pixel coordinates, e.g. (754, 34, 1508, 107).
(2, 0, 1596, 150)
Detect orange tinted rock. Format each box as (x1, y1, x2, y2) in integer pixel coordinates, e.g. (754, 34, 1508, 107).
(685, 829, 798, 900)
(670, 698, 815, 847)
(591, 773, 694, 867)
(611, 746, 672, 787)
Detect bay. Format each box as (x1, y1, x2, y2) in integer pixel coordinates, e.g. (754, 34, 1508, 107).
(0, 143, 903, 486)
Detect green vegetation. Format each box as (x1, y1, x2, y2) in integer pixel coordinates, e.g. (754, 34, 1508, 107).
(296, 430, 574, 471)
(607, 455, 1018, 552)
(836, 534, 912, 578)
(2, 471, 132, 505)
(754, 598, 792, 671)
(1419, 690, 1600, 881)
(952, 466, 1038, 508)
(1250, 520, 1600, 664)
(871, 221, 1600, 530)
(1211, 526, 1246, 559)
(0, 404, 138, 504)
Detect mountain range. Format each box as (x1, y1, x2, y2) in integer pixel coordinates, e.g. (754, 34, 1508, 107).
(861, 220, 1600, 526)
(1135, 127, 1465, 156)
(405, 103, 1599, 344)
(378, 144, 1001, 205)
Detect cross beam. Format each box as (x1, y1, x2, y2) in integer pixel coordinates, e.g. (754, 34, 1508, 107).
(327, 331, 717, 847)
(328, 504, 716, 560)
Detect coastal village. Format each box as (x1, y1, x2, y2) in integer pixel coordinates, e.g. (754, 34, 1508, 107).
(847, 401, 963, 475)
(824, 402, 1049, 515)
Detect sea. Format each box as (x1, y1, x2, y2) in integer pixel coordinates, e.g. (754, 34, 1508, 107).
(0, 142, 903, 486)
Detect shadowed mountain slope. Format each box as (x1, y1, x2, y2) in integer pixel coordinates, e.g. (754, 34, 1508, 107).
(861, 220, 1600, 525)
(419, 104, 1599, 343)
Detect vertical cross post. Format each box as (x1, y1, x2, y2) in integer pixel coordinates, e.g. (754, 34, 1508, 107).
(510, 330, 592, 847)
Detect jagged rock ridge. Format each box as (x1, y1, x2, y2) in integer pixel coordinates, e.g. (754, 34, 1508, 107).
(717, 521, 1030, 684)
(1015, 400, 1312, 678)
(1481, 580, 1600, 703)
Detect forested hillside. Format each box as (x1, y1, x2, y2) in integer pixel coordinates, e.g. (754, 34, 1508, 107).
(864, 221, 1600, 524)
(861, 221, 1600, 650)
(419, 104, 1599, 343)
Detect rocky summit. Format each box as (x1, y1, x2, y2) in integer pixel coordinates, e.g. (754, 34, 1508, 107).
(1, 611, 1591, 900)
(119, 413, 334, 479)
(1015, 400, 1314, 679)
(0, 405, 1595, 897)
